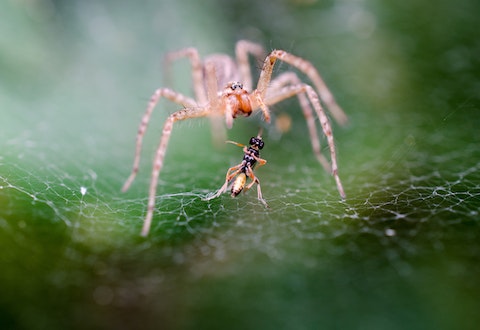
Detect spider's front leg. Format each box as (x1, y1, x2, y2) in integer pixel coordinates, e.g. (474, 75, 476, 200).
(140, 107, 211, 237)
(260, 81, 346, 199)
(163, 47, 207, 104)
(257, 49, 348, 126)
(235, 40, 267, 92)
(122, 88, 197, 193)
(266, 72, 332, 173)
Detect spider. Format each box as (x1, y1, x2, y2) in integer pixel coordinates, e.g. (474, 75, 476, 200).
(204, 129, 268, 207)
(122, 40, 347, 236)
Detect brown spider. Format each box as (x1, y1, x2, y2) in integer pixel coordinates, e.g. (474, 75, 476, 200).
(122, 40, 347, 236)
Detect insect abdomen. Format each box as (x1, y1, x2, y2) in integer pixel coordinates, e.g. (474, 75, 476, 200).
(231, 173, 247, 197)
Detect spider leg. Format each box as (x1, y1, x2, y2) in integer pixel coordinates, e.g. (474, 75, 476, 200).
(204, 61, 227, 145)
(264, 83, 346, 199)
(304, 84, 346, 198)
(163, 47, 207, 104)
(122, 89, 197, 193)
(251, 90, 272, 123)
(235, 40, 266, 92)
(266, 72, 331, 173)
(257, 49, 348, 125)
(141, 107, 211, 236)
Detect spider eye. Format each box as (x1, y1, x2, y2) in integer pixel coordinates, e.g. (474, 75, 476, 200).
(231, 82, 243, 90)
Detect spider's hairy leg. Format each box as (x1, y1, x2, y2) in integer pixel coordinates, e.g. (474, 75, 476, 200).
(235, 40, 266, 92)
(205, 62, 226, 145)
(258, 49, 348, 126)
(264, 82, 345, 198)
(142, 107, 211, 237)
(122, 88, 197, 193)
(266, 72, 331, 172)
(163, 47, 207, 104)
(252, 90, 272, 124)
(304, 84, 346, 198)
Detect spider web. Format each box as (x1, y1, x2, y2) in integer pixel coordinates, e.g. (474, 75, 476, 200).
(1, 94, 478, 258)
(2, 96, 480, 330)
(0, 0, 478, 273)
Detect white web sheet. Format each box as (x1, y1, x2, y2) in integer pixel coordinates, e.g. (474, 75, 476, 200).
(1, 103, 478, 265)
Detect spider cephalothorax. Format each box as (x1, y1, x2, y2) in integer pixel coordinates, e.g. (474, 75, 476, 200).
(222, 82, 254, 120)
(122, 40, 347, 236)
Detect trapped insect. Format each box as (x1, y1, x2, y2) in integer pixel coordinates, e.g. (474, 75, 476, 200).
(204, 129, 268, 207)
(122, 40, 347, 236)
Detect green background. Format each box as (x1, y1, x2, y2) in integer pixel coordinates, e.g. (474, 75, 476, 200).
(1, 0, 479, 329)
